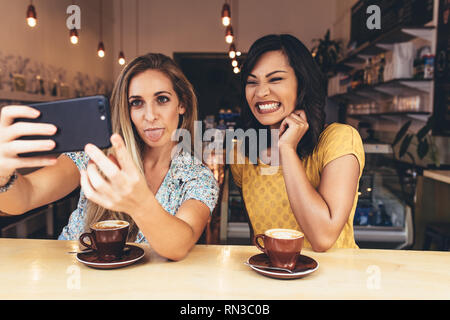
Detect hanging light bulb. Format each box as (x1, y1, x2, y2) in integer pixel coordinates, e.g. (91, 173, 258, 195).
(228, 43, 236, 59)
(233, 67, 240, 74)
(26, 2, 37, 27)
(225, 25, 234, 44)
(69, 28, 79, 44)
(118, 51, 126, 65)
(236, 51, 241, 57)
(221, 3, 231, 27)
(231, 59, 238, 67)
(97, 42, 105, 58)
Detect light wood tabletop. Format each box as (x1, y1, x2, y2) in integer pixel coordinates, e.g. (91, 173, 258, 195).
(0, 238, 449, 300)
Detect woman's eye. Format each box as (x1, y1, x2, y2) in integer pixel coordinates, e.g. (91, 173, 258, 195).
(129, 99, 143, 107)
(157, 96, 170, 104)
(246, 80, 257, 85)
(269, 77, 283, 82)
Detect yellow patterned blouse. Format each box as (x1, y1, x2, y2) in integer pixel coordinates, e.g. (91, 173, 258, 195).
(230, 123, 365, 249)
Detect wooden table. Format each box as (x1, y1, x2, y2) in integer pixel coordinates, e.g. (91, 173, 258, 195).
(0, 238, 449, 300)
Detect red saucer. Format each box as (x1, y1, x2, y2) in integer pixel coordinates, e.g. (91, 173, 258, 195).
(76, 244, 145, 269)
(247, 253, 318, 279)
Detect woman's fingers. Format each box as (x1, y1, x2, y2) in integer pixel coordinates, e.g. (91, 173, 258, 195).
(84, 143, 120, 179)
(86, 161, 114, 194)
(110, 133, 135, 173)
(5, 139, 55, 156)
(4, 122, 57, 141)
(8, 156, 57, 169)
(0, 105, 40, 127)
(80, 170, 105, 207)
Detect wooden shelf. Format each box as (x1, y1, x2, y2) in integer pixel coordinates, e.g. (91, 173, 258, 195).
(0, 90, 65, 103)
(337, 26, 436, 70)
(329, 78, 433, 102)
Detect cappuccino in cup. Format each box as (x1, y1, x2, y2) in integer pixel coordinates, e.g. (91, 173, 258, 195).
(79, 220, 130, 261)
(92, 220, 129, 230)
(265, 229, 303, 239)
(254, 228, 304, 271)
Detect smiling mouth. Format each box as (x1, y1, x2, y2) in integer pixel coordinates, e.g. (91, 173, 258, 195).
(144, 128, 165, 142)
(255, 102, 281, 114)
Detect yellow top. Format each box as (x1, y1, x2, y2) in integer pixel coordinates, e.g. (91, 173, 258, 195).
(230, 123, 365, 249)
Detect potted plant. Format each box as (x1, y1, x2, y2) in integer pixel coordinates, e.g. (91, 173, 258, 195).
(391, 115, 440, 204)
(311, 29, 342, 78)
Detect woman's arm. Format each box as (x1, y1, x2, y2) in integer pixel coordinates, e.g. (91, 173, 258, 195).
(132, 197, 210, 261)
(0, 105, 80, 214)
(280, 146, 359, 252)
(0, 154, 80, 214)
(277, 111, 360, 251)
(81, 133, 211, 261)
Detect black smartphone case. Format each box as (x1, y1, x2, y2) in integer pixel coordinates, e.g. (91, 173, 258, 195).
(16, 95, 112, 157)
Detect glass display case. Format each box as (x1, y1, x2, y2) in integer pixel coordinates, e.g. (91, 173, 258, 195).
(354, 144, 414, 249)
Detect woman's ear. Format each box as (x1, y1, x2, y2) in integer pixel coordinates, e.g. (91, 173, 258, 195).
(178, 104, 186, 115)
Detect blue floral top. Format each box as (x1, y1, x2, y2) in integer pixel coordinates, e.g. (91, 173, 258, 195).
(58, 151, 219, 243)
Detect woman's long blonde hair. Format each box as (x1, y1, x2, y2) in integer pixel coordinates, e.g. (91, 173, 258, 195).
(84, 53, 198, 241)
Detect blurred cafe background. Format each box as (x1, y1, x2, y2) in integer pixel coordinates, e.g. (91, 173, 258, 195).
(0, 0, 449, 251)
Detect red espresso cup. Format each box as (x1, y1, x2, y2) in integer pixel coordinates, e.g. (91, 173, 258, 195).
(79, 220, 129, 261)
(254, 228, 304, 271)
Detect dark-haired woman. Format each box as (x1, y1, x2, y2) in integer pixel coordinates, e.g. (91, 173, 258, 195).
(230, 34, 365, 252)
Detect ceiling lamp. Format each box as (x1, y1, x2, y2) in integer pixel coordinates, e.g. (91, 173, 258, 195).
(26, 1, 37, 27)
(221, 2, 231, 27)
(118, 51, 125, 65)
(225, 25, 234, 44)
(97, 0, 105, 57)
(97, 42, 105, 58)
(69, 28, 79, 44)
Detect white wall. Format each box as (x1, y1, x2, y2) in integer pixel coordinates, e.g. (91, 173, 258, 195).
(0, 0, 115, 92)
(111, 0, 338, 78)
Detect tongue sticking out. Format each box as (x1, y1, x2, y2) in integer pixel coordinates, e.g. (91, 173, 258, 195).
(146, 128, 165, 142)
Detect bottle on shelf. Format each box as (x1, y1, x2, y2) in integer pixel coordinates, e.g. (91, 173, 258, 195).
(364, 58, 373, 85)
(378, 54, 385, 83)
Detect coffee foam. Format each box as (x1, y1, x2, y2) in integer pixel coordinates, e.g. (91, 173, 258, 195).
(92, 220, 129, 230)
(265, 228, 303, 239)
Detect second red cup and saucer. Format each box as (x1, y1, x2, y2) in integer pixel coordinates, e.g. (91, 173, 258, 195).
(246, 253, 318, 280)
(247, 228, 319, 279)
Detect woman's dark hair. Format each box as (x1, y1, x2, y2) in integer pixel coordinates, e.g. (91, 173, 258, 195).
(240, 34, 326, 160)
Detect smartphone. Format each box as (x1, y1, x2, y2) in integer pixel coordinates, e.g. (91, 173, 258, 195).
(16, 95, 112, 157)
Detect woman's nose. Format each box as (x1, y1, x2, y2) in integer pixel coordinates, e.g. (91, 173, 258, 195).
(255, 83, 270, 98)
(144, 104, 158, 121)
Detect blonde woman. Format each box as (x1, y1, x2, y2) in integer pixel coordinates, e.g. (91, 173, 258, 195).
(0, 53, 219, 261)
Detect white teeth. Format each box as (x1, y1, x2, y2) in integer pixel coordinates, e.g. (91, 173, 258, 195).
(257, 103, 280, 110)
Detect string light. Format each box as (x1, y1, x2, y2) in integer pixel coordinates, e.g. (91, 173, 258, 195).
(26, 1, 37, 27)
(231, 59, 238, 67)
(233, 67, 240, 74)
(228, 43, 236, 59)
(225, 25, 234, 44)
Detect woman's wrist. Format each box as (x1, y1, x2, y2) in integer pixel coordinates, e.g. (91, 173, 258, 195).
(278, 143, 298, 158)
(0, 171, 18, 193)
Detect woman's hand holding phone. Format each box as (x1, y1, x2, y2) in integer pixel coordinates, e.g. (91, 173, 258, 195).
(278, 109, 309, 151)
(80, 133, 151, 216)
(0, 105, 57, 178)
